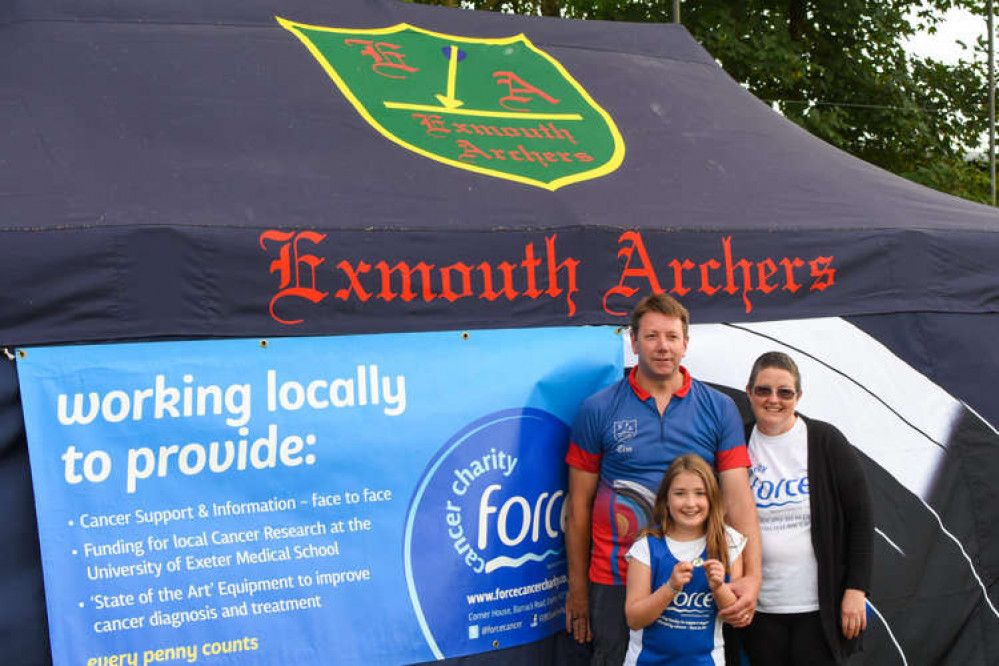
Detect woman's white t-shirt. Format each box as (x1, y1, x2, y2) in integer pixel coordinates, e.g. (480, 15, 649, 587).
(748, 416, 819, 613)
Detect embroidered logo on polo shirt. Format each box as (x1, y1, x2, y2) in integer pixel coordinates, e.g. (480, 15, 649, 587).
(612, 418, 637, 443)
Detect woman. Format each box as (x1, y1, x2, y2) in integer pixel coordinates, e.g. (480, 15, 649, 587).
(738, 351, 873, 665)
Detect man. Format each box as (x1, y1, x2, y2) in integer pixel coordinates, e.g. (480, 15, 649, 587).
(565, 293, 761, 665)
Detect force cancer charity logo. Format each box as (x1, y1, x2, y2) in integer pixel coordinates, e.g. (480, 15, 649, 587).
(404, 409, 569, 658)
(277, 18, 625, 190)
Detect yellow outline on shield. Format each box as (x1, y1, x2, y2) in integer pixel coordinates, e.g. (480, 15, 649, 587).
(276, 17, 626, 191)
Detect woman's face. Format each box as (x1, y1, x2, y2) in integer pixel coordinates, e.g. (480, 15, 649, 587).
(748, 367, 800, 435)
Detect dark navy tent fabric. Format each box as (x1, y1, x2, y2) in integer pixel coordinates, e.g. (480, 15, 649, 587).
(3, 0, 999, 348)
(2, 1, 999, 664)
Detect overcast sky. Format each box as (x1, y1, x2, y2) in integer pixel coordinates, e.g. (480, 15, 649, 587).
(905, 8, 988, 64)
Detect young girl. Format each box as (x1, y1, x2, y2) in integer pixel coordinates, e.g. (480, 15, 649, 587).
(623, 454, 745, 665)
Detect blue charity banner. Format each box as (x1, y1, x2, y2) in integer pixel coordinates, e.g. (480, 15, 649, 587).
(16, 327, 622, 666)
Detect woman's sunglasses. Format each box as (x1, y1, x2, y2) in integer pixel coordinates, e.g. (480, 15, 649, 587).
(751, 386, 797, 400)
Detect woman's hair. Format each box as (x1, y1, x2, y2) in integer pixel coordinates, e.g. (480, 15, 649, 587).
(641, 453, 729, 570)
(747, 350, 802, 394)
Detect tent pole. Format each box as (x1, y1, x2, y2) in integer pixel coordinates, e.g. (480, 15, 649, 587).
(990, 0, 996, 205)
(673, 0, 680, 24)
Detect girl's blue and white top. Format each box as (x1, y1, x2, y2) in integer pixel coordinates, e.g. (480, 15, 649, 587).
(624, 526, 746, 666)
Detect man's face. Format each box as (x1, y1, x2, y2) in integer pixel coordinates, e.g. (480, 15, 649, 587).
(631, 312, 688, 383)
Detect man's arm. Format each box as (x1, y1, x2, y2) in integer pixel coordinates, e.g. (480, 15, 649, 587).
(717, 466, 761, 627)
(565, 466, 599, 643)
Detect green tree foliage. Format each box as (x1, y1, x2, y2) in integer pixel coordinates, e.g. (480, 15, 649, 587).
(408, 0, 994, 204)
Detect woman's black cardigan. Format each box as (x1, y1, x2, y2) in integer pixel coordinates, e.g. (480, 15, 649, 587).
(745, 414, 874, 662)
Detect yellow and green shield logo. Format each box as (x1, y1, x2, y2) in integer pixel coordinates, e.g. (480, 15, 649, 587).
(277, 18, 625, 190)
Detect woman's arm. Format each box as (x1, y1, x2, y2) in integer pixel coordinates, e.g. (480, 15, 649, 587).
(821, 423, 873, 639)
(830, 426, 874, 595)
(625, 559, 693, 630)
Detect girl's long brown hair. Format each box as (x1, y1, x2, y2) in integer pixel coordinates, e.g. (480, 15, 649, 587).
(640, 453, 730, 571)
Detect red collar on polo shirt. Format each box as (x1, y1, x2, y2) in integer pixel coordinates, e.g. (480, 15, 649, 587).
(627, 365, 692, 401)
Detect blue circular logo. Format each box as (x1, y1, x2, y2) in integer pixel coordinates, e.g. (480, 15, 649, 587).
(404, 408, 569, 658)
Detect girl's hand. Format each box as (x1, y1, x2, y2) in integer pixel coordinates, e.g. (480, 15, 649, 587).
(668, 561, 693, 592)
(841, 589, 867, 639)
(703, 559, 726, 590)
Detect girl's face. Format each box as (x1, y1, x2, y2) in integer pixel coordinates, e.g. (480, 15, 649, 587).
(667, 470, 709, 537)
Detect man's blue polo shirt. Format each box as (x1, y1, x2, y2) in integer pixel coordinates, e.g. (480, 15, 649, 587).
(566, 366, 748, 585)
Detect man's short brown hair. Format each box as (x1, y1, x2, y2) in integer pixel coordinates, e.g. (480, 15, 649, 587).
(629, 293, 690, 338)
